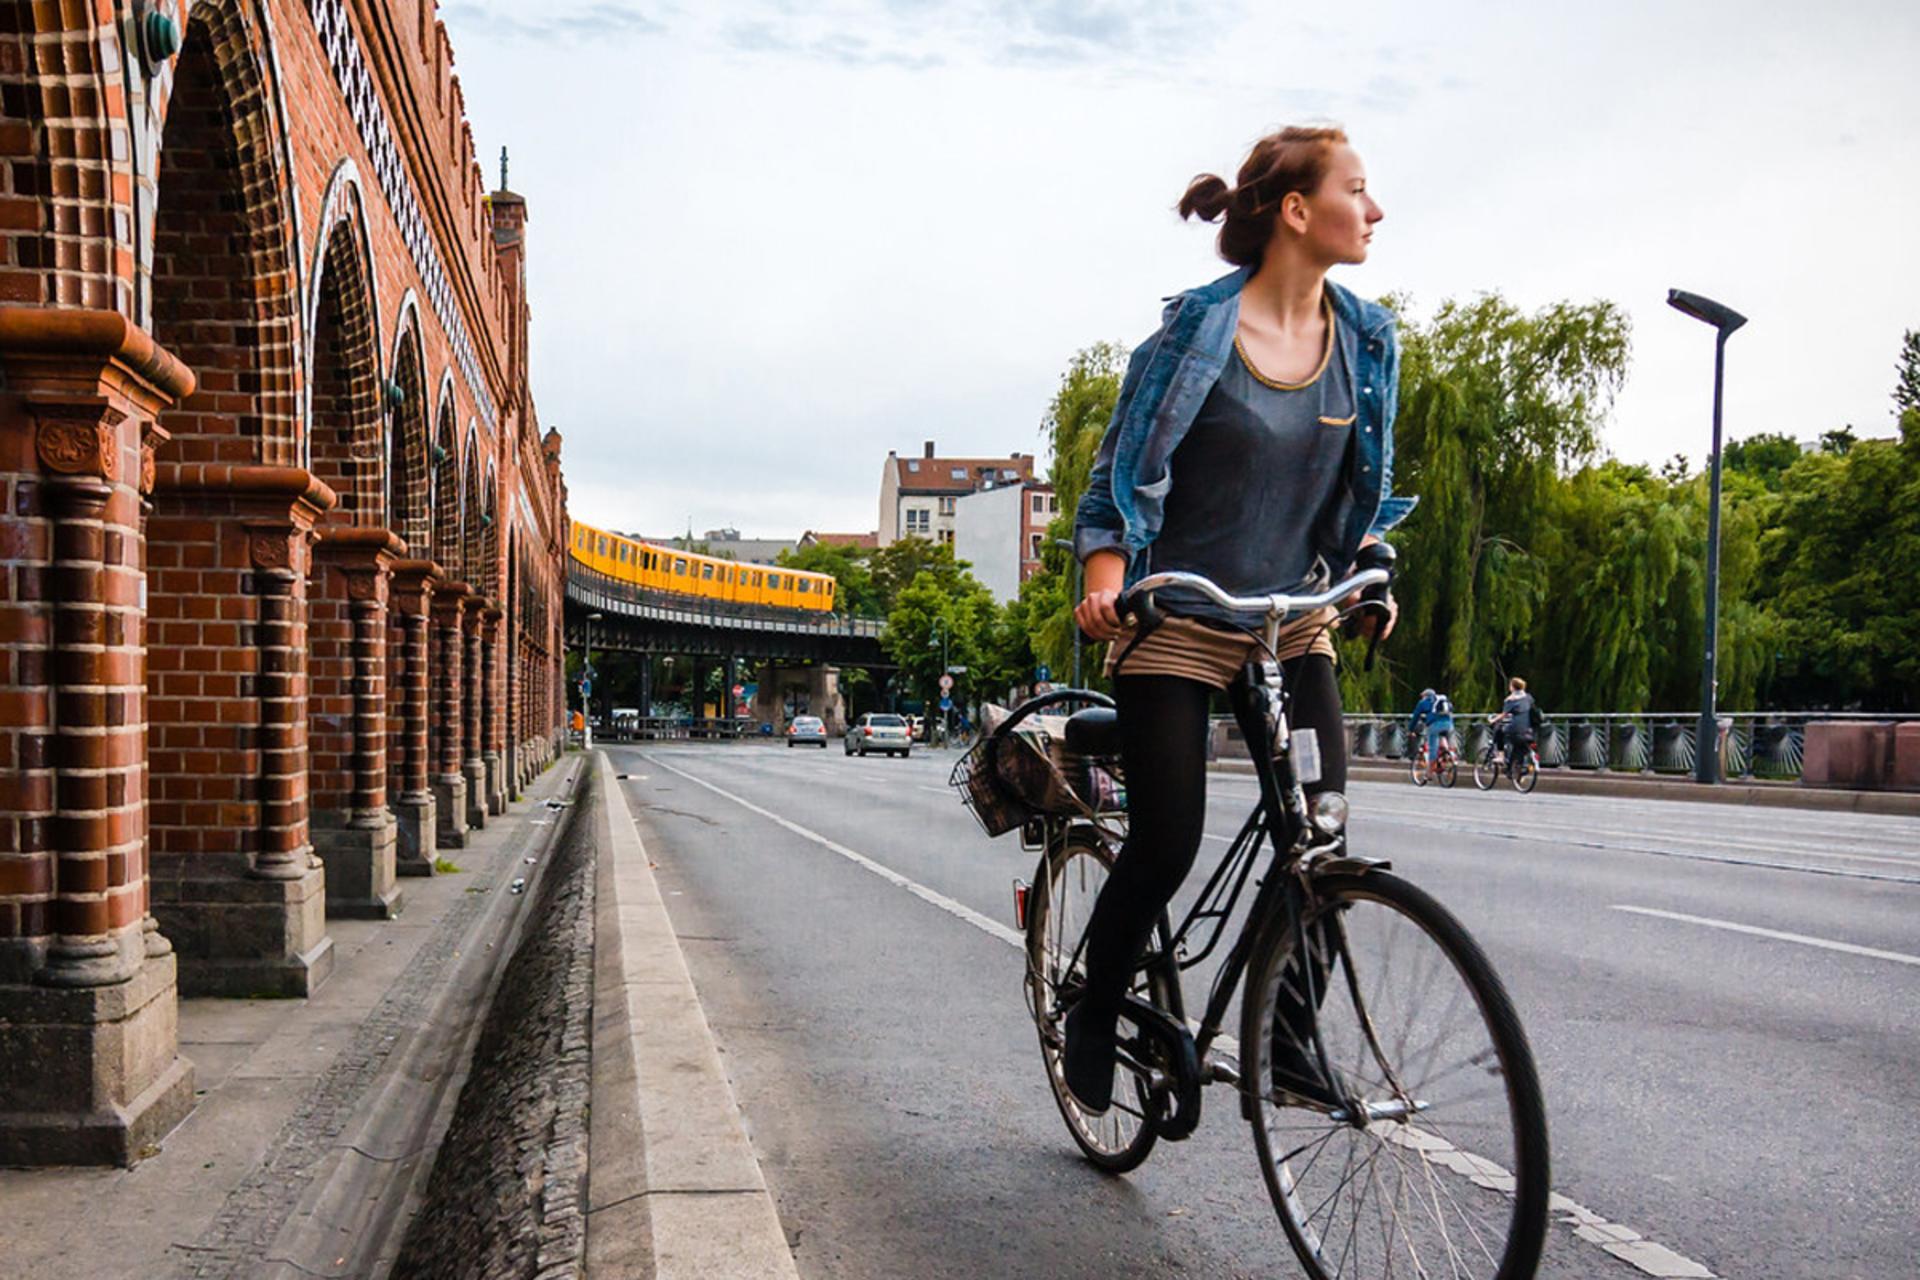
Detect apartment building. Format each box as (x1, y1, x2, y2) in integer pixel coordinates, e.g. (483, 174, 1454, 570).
(879, 441, 1038, 547)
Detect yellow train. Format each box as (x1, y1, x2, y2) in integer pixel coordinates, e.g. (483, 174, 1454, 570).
(569, 520, 838, 613)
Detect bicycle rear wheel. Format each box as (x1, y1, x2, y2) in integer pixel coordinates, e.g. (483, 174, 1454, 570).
(1513, 753, 1539, 794)
(1244, 871, 1549, 1280)
(1026, 832, 1174, 1173)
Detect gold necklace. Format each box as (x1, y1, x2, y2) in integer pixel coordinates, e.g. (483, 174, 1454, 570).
(1235, 294, 1335, 391)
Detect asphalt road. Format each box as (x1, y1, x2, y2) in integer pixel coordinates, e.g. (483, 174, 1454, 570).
(608, 741, 1920, 1280)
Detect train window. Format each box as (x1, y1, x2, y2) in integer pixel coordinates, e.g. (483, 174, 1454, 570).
(674, 559, 687, 575)
(598, 536, 607, 555)
(768, 574, 781, 589)
(797, 579, 810, 593)
(701, 563, 714, 580)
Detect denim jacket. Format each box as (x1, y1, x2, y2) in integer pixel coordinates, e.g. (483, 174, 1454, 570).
(1074, 266, 1416, 588)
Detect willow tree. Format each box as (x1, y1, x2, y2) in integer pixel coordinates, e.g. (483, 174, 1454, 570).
(1386, 295, 1631, 709)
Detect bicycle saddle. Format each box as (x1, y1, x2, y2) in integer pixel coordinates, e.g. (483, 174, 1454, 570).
(1065, 707, 1121, 757)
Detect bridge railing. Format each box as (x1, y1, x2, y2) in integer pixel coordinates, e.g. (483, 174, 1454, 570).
(567, 566, 887, 638)
(1343, 710, 1910, 782)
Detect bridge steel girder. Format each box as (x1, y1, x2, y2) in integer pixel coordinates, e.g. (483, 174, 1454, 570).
(565, 574, 891, 668)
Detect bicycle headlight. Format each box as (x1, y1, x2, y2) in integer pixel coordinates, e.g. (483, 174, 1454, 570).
(1311, 791, 1350, 835)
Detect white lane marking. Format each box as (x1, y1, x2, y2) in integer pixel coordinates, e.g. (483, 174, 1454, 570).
(644, 751, 1717, 1280)
(1613, 906, 1920, 968)
(644, 754, 1022, 948)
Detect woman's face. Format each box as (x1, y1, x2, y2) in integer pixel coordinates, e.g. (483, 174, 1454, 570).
(1293, 144, 1383, 265)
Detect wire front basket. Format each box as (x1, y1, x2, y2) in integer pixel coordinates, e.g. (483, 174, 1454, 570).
(948, 689, 1126, 839)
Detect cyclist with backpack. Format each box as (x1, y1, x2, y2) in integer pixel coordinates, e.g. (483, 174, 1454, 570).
(1408, 687, 1455, 766)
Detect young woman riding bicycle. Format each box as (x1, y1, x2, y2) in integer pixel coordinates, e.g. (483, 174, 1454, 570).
(1067, 125, 1412, 1115)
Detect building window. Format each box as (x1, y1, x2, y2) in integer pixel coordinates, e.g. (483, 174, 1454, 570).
(950, 467, 967, 481)
(1031, 493, 1044, 515)
(907, 460, 920, 472)
(1030, 533, 1043, 557)
(906, 508, 930, 534)
(938, 496, 955, 515)
(939, 528, 954, 545)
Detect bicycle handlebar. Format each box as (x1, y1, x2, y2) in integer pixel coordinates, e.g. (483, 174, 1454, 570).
(1119, 566, 1391, 623)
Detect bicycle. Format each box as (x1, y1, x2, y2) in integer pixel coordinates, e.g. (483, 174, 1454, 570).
(1408, 731, 1459, 788)
(1473, 719, 1540, 794)
(978, 558, 1550, 1280)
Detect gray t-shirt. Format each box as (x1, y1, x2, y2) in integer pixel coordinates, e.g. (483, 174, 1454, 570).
(1145, 317, 1356, 627)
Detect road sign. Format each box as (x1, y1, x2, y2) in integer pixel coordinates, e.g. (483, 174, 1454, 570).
(939, 695, 952, 711)
(945, 665, 968, 674)
(732, 684, 744, 697)
(938, 673, 954, 692)
(1035, 664, 1051, 682)
(579, 678, 592, 698)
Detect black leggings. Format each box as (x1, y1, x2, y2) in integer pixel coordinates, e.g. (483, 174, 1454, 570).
(1078, 653, 1346, 1019)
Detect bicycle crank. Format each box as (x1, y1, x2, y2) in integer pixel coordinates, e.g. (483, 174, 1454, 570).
(1118, 993, 1203, 1141)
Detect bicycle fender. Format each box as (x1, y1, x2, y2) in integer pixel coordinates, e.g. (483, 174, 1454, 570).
(1310, 854, 1392, 878)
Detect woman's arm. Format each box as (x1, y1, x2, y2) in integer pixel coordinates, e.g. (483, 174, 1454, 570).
(1073, 548, 1127, 642)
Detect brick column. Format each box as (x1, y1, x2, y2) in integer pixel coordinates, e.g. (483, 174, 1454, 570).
(482, 605, 505, 814)
(461, 597, 488, 830)
(389, 560, 438, 874)
(431, 583, 469, 848)
(0, 307, 195, 1165)
(308, 530, 402, 919)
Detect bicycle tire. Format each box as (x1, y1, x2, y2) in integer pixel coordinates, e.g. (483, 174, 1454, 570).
(1409, 750, 1429, 787)
(1026, 832, 1175, 1174)
(1513, 753, 1539, 794)
(1243, 870, 1550, 1280)
(1439, 754, 1459, 788)
(1472, 749, 1498, 791)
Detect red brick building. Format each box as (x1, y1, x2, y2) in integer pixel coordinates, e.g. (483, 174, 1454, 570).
(0, 0, 569, 1164)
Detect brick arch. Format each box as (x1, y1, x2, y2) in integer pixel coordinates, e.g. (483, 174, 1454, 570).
(479, 465, 501, 602)
(307, 214, 384, 527)
(149, 2, 304, 465)
(460, 427, 484, 595)
(387, 300, 431, 555)
(431, 398, 462, 580)
(0, 5, 132, 310)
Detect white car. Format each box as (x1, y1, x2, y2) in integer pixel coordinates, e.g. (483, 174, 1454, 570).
(846, 713, 912, 758)
(787, 715, 828, 748)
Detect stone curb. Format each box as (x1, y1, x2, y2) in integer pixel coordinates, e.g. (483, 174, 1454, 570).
(1209, 758, 1920, 816)
(586, 753, 800, 1280)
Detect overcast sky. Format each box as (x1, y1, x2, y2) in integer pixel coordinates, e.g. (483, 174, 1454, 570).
(440, 0, 1919, 540)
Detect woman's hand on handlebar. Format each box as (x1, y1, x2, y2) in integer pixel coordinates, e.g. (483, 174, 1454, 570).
(1075, 548, 1128, 642)
(1342, 535, 1399, 641)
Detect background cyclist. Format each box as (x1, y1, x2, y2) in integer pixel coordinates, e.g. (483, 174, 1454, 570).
(1408, 687, 1455, 768)
(1492, 676, 1540, 765)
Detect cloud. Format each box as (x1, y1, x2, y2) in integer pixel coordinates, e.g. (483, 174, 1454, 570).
(440, 1, 667, 43)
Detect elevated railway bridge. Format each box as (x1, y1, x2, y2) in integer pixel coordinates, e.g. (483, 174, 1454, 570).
(564, 565, 891, 733)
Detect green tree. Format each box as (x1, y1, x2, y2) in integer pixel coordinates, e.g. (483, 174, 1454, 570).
(869, 538, 970, 614)
(1024, 342, 1129, 687)
(1894, 329, 1920, 416)
(883, 565, 999, 712)
(1384, 294, 1631, 709)
(1722, 432, 1803, 490)
(777, 540, 880, 616)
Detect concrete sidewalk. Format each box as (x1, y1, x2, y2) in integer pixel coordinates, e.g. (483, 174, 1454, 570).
(0, 756, 586, 1279)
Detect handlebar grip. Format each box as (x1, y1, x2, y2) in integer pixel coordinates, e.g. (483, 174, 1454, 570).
(1120, 587, 1165, 634)
(1340, 542, 1398, 642)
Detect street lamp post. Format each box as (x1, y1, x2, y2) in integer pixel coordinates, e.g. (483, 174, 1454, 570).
(1667, 288, 1747, 784)
(1052, 537, 1082, 689)
(583, 611, 604, 750)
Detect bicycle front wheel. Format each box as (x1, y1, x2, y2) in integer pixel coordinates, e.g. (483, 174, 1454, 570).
(1245, 871, 1549, 1280)
(1410, 751, 1429, 787)
(1472, 751, 1498, 791)
(1026, 832, 1175, 1173)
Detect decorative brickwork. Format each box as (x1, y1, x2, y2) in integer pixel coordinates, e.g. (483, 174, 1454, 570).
(0, 2, 569, 1165)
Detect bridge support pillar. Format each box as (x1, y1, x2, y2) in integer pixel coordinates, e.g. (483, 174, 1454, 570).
(390, 563, 438, 876)
(432, 586, 470, 849)
(461, 598, 488, 832)
(309, 532, 403, 921)
(0, 329, 198, 1160)
(482, 607, 506, 816)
